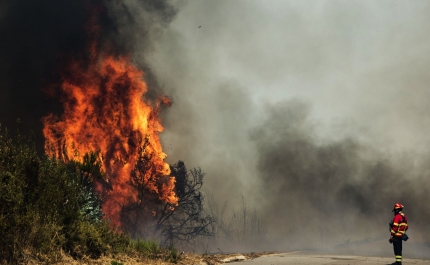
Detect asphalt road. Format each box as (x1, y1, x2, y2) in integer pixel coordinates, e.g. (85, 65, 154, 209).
(231, 252, 430, 265)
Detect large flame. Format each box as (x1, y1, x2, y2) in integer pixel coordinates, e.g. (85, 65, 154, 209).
(43, 54, 178, 227)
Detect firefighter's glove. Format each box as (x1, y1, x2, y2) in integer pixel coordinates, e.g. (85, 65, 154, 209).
(388, 238, 393, 244)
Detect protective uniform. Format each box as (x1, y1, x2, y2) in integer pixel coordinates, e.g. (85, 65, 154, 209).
(389, 203, 408, 265)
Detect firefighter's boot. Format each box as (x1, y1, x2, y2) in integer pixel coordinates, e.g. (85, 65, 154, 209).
(395, 254, 402, 264)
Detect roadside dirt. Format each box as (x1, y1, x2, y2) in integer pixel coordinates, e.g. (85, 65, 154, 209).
(40, 239, 430, 265)
(46, 251, 267, 265)
(39, 250, 430, 265)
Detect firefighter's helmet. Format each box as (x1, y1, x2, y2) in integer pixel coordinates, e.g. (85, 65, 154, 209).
(393, 203, 404, 211)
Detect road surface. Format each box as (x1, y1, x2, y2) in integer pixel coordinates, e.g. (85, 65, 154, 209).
(231, 252, 430, 265)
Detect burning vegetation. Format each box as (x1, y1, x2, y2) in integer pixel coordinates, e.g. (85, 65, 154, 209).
(36, 2, 218, 254)
(1, 0, 265, 263)
(0, 1, 223, 262)
(42, 53, 178, 228)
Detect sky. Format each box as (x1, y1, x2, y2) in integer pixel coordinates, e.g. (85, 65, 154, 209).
(1, 0, 430, 255)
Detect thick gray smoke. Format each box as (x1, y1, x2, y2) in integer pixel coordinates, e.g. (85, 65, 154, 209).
(252, 100, 430, 256)
(144, 0, 430, 257)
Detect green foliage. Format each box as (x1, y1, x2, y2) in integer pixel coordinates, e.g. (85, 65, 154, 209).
(64, 220, 106, 259)
(134, 239, 159, 258)
(68, 153, 104, 223)
(0, 129, 41, 261)
(111, 261, 124, 265)
(165, 245, 180, 264)
(0, 128, 125, 263)
(0, 127, 195, 263)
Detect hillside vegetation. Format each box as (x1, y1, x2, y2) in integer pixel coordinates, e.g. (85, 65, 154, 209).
(0, 128, 179, 264)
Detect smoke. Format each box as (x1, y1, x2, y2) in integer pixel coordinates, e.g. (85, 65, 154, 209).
(145, 0, 430, 256)
(252, 99, 430, 255)
(0, 0, 88, 148)
(0, 0, 177, 151)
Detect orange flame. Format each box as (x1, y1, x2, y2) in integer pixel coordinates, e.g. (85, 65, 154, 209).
(43, 54, 178, 227)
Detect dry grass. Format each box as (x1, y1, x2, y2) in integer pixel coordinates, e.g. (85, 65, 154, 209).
(22, 251, 272, 265)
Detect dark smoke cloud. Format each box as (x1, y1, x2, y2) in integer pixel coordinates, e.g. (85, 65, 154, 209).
(0, 0, 90, 148)
(0, 0, 177, 152)
(251, 99, 430, 256)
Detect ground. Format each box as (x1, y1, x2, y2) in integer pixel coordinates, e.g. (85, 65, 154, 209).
(230, 252, 430, 265)
(46, 251, 430, 265)
(43, 238, 430, 265)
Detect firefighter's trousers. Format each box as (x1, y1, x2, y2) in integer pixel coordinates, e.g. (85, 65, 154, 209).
(392, 236, 402, 263)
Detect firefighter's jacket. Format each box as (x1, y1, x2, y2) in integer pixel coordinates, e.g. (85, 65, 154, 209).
(391, 212, 408, 237)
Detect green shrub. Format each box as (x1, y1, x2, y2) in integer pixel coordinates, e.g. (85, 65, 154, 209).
(0, 128, 176, 264)
(165, 245, 180, 264)
(0, 129, 113, 263)
(0, 130, 40, 262)
(134, 239, 159, 258)
(64, 221, 105, 259)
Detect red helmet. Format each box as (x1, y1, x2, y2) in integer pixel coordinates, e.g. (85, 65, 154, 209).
(393, 203, 404, 211)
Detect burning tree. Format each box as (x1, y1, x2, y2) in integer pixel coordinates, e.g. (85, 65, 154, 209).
(119, 138, 177, 239)
(42, 54, 178, 229)
(40, 27, 215, 250)
(39, 5, 215, 247)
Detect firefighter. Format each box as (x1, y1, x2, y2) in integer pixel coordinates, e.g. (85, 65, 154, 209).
(389, 203, 408, 265)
